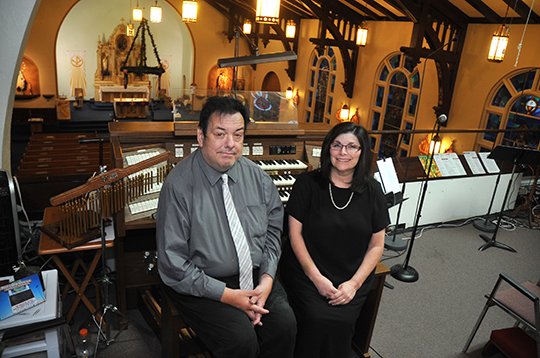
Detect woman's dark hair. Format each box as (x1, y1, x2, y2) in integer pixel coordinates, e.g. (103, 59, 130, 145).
(320, 122, 371, 192)
(199, 96, 250, 135)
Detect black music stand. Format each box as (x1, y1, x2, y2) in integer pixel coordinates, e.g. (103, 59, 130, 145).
(478, 145, 540, 252)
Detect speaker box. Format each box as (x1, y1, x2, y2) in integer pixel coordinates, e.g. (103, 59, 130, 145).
(0, 169, 22, 276)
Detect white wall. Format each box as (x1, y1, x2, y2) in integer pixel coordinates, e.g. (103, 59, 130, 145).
(56, 0, 193, 100)
(0, 0, 41, 170)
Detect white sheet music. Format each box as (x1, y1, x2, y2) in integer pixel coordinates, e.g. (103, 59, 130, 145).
(376, 158, 401, 194)
(433, 153, 467, 177)
(463, 151, 486, 174)
(479, 152, 500, 173)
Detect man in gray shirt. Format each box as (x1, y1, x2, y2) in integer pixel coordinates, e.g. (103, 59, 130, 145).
(157, 96, 296, 357)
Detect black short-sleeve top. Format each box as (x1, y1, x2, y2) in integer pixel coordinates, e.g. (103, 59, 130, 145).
(285, 170, 390, 287)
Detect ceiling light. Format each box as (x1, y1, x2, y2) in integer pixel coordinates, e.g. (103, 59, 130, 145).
(285, 20, 296, 39)
(256, 0, 280, 24)
(356, 25, 368, 46)
(488, 24, 509, 62)
(243, 19, 252, 35)
(182, 0, 198, 23)
(150, 1, 162, 23)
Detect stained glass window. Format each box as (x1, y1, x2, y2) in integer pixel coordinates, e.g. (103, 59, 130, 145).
(510, 70, 535, 92)
(480, 68, 540, 151)
(370, 52, 420, 158)
(380, 66, 389, 81)
(389, 54, 401, 69)
(492, 85, 511, 107)
(484, 113, 501, 142)
(372, 111, 380, 131)
(305, 47, 337, 124)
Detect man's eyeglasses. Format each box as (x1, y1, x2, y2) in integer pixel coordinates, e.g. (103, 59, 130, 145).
(330, 142, 362, 153)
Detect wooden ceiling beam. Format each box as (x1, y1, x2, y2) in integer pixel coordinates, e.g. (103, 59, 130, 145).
(464, 0, 502, 23)
(362, 0, 399, 20)
(385, 0, 419, 22)
(502, 0, 540, 24)
(339, 0, 382, 20)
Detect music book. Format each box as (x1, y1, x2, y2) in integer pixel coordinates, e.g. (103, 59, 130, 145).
(0, 273, 46, 321)
(463, 151, 486, 175)
(478, 152, 500, 173)
(433, 153, 467, 177)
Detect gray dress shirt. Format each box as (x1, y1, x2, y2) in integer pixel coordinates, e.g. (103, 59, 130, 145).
(156, 150, 284, 301)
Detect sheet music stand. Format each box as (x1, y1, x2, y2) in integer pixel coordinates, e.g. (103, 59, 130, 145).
(376, 157, 408, 251)
(478, 145, 540, 252)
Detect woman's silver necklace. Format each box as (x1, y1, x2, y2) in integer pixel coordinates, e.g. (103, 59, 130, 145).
(329, 183, 354, 210)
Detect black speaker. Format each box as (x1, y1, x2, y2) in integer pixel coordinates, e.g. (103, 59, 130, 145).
(0, 169, 22, 276)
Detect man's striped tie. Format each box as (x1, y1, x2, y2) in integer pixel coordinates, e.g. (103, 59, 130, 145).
(221, 174, 253, 290)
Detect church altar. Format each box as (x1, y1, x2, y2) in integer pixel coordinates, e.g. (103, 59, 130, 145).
(97, 85, 150, 102)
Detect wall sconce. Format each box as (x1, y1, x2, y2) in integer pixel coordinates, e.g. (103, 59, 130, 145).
(487, 24, 509, 62)
(356, 24, 368, 46)
(150, 1, 162, 23)
(182, 0, 198, 23)
(337, 104, 350, 122)
(256, 0, 280, 24)
(132, 1, 143, 22)
(285, 86, 293, 100)
(429, 134, 442, 154)
(285, 20, 296, 39)
(243, 19, 252, 34)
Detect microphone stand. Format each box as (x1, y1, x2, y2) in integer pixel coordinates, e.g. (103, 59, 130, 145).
(388, 37, 455, 282)
(391, 119, 442, 282)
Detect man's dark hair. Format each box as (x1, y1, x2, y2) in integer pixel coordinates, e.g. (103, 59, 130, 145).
(199, 96, 250, 135)
(320, 122, 372, 192)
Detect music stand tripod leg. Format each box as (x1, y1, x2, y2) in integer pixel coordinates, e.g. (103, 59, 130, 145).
(478, 150, 520, 253)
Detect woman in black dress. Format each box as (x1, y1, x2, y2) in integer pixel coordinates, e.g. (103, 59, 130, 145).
(281, 122, 389, 358)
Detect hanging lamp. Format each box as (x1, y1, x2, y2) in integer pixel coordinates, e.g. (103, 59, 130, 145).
(256, 0, 280, 24)
(182, 0, 198, 23)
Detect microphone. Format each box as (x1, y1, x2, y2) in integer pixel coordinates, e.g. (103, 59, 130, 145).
(436, 114, 448, 125)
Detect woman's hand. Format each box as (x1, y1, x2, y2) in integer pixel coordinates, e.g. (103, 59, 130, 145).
(311, 274, 338, 299)
(328, 280, 359, 306)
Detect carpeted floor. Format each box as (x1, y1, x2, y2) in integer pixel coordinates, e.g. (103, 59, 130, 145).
(369, 216, 539, 358)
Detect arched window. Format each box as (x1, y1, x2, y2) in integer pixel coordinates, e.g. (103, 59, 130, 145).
(304, 47, 337, 124)
(477, 68, 540, 151)
(369, 53, 420, 158)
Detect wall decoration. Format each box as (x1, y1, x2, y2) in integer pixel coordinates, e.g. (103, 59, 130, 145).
(207, 66, 233, 95)
(68, 51, 87, 97)
(15, 56, 40, 99)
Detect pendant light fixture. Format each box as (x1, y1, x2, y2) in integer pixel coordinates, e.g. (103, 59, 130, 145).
(182, 0, 198, 23)
(487, 3, 511, 62)
(132, 0, 143, 22)
(487, 24, 510, 62)
(243, 19, 252, 34)
(150, 0, 162, 23)
(285, 20, 296, 39)
(356, 23, 368, 46)
(256, 0, 280, 24)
